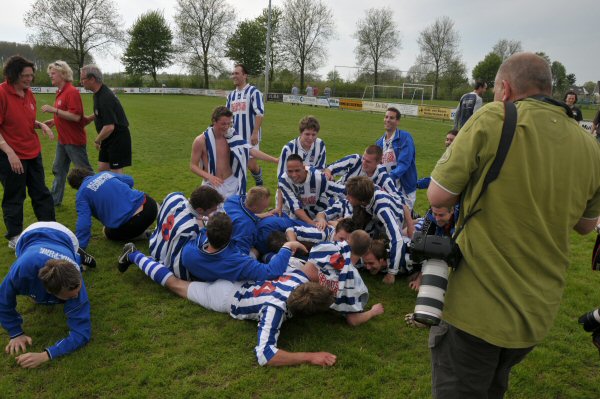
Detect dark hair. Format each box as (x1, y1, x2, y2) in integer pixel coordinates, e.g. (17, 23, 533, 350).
(211, 106, 233, 123)
(349, 230, 371, 257)
(235, 64, 248, 75)
(286, 153, 304, 164)
(447, 129, 458, 137)
(267, 231, 287, 252)
(3, 55, 35, 84)
(364, 145, 383, 162)
(206, 212, 232, 249)
(474, 79, 486, 90)
(287, 282, 335, 315)
(335, 217, 357, 234)
(298, 116, 320, 133)
(386, 107, 401, 120)
(67, 167, 95, 189)
(38, 259, 81, 295)
(564, 90, 578, 103)
(189, 186, 224, 211)
(346, 176, 375, 203)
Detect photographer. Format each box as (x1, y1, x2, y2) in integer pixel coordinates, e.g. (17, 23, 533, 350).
(426, 53, 600, 398)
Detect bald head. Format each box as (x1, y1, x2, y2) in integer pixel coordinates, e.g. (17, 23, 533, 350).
(494, 52, 552, 101)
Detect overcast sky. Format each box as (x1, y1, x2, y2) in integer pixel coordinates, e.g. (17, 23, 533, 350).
(2, 0, 598, 84)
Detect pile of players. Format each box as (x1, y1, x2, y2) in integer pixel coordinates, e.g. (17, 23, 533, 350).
(0, 63, 445, 369)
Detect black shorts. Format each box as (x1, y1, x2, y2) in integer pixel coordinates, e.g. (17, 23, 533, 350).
(99, 129, 132, 169)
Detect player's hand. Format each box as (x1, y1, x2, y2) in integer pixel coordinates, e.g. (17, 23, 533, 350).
(408, 272, 423, 291)
(41, 104, 55, 114)
(7, 151, 24, 174)
(283, 241, 307, 255)
(94, 142, 101, 151)
(40, 123, 54, 140)
(5, 335, 32, 355)
(208, 175, 224, 187)
(15, 351, 49, 369)
(322, 168, 333, 180)
(370, 303, 385, 317)
(43, 119, 55, 128)
(404, 313, 428, 329)
(314, 220, 327, 231)
(250, 132, 259, 146)
(382, 273, 396, 285)
(308, 352, 337, 366)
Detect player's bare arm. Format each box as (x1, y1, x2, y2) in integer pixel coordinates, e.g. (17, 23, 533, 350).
(345, 303, 385, 326)
(266, 349, 337, 367)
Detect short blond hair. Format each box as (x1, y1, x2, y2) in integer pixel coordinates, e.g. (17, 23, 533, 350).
(47, 60, 74, 82)
(246, 186, 270, 208)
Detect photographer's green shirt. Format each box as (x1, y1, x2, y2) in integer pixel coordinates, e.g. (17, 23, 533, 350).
(431, 98, 600, 347)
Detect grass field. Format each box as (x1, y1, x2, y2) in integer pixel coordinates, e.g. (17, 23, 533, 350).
(1, 94, 600, 398)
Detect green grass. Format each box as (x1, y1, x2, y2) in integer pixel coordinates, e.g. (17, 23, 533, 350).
(1, 94, 599, 398)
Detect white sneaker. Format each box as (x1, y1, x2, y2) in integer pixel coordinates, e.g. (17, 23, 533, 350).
(8, 235, 20, 249)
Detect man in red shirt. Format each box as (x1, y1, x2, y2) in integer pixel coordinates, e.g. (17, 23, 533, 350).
(0, 55, 56, 248)
(41, 60, 93, 207)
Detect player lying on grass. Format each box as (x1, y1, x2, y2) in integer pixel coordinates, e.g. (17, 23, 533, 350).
(0, 222, 91, 368)
(117, 230, 383, 366)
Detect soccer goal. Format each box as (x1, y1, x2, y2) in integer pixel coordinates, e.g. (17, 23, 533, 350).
(362, 83, 434, 103)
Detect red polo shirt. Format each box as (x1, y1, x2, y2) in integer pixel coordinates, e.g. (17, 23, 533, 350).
(0, 81, 40, 159)
(54, 82, 86, 145)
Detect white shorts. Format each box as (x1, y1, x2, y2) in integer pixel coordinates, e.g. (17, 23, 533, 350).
(19, 221, 79, 253)
(187, 280, 243, 313)
(404, 190, 417, 210)
(203, 174, 239, 199)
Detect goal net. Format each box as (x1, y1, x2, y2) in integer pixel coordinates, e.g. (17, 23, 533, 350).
(362, 84, 434, 103)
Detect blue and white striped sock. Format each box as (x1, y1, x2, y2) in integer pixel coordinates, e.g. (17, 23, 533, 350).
(131, 251, 173, 286)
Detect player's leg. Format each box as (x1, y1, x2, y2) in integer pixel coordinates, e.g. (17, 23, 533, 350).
(118, 243, 173, 286)
(186, 280, 240, 313)
(248, 145, 263, 186)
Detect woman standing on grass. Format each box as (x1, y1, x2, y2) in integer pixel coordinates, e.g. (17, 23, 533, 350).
(41, 60, 93, 207)
(0, 55, 55, 249)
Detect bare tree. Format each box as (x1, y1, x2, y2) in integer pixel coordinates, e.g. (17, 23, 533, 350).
(492, 39, 523, 61)
(280, 0, 335, 89)
(354, 7, 401, 86)
(175, 0, 235, 88)
(416, 16, 460, 99)
(24, 0, 123, 76)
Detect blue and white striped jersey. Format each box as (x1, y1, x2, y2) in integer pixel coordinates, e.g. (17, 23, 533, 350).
(229, 270, 309, 366)
(364, 189, 408, 275)
(327, 154, 406, 205)
(322, 199, 353, 221)
(203, 126, 250, 195)
(149, 192, 202, 280)
(308, 241, 369, 314)
(278, 167, 345, 219)
(287, 225, 335, 243)
(278, 137, 327, 177)
(226, 84, 264, 143)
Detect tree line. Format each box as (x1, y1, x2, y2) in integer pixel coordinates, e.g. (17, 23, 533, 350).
(12, 0, 590, 100)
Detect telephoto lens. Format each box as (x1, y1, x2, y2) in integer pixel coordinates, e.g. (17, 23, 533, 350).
(579, 308, 600, 332)
(413, 258, 449, 325)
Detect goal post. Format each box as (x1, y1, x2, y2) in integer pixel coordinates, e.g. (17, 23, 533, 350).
(361, 83, 434, 103)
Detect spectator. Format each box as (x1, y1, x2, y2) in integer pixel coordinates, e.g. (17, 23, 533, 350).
(454, 79, 487, 130)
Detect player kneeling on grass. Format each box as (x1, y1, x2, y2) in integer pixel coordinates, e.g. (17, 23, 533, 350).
(0, 222, 91, 368)
(67, 168, 158, 250)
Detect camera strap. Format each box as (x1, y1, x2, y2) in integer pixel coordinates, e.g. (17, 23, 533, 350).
(452, 101, 517, 240)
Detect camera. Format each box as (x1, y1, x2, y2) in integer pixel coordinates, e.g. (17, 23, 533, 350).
(579, 308, 600, 355)
(408, 229, 462, 326)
